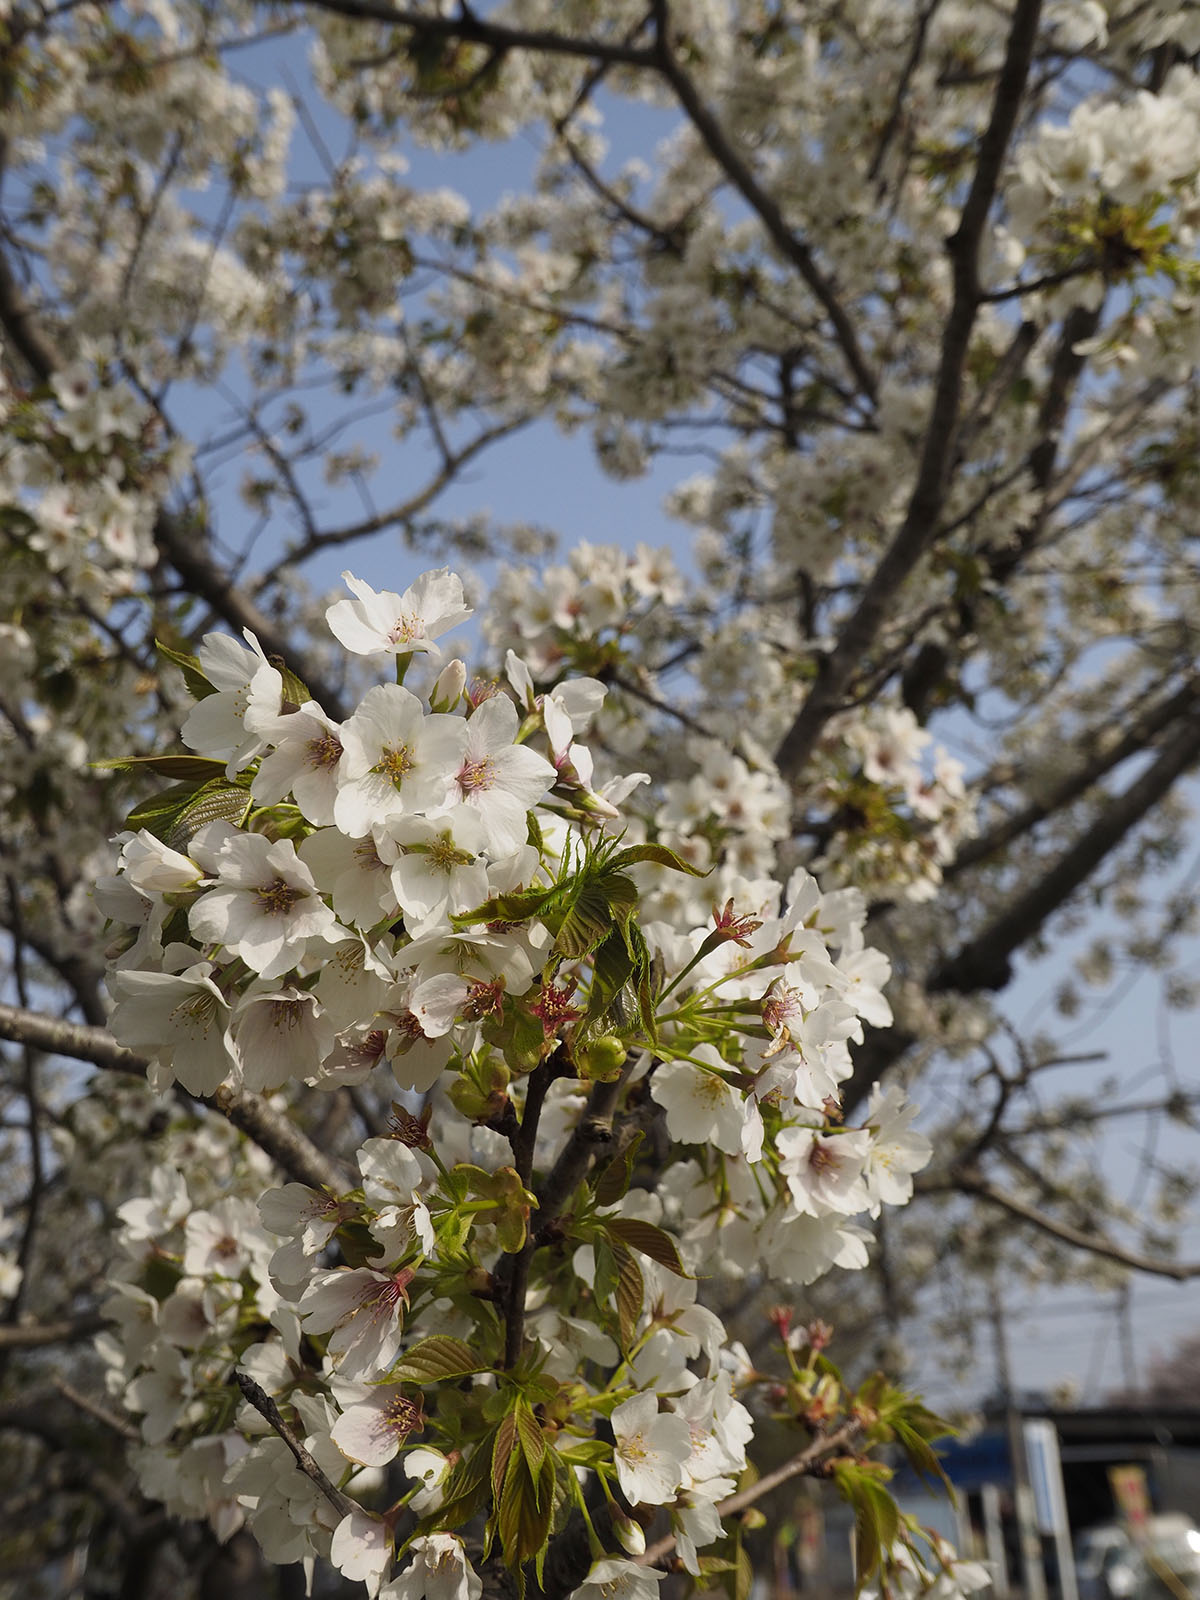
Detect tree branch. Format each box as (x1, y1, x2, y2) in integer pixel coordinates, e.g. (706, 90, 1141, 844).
(845, 703, 1200, 1114)
(941, 1167, 1200, 1282)
(0, 1001, 347, 1191)
(234, 1372, 357, 1519)
(651, 13, 877, 405)
(501, 1051, 563, 1369)
(0, 229, 348, 717)
(931, 710, 1200, 994)
(52, 1375, 141, 1441)
(774, 0, 1044, 780)
(948, 675, 1200, 877)
(0, 1313, 106, 1350)
(637, 1418, 863, 1569)
(296, 1, 658, 69)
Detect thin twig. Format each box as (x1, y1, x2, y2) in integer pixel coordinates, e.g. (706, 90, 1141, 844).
(638, 1418, 863, 1568)
(939, 1168, 1200, 1282)
(234, 1372, 357, 1518)
(52, 1375, 141, 1441)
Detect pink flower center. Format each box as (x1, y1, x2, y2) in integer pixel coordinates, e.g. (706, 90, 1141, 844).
(808, 1140, 837, 1177)
(380, 1391, 423, 1438)
(457, 755, 498, 796)
(388, 612, 422, 646)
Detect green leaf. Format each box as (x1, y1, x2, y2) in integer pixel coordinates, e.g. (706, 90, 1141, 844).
(391, 1336, 488, 1384)
(156, 639, 216, 700)
(594, 1131, 644, 1208)
(555, 1438, 611, 1470)
(582, 929, 635, 1033)
(165, 783, 253, 850)
(734, 1544, 754, 1600)
(271, 659, 311, 710)
(497, 1442, 554, 1568)
(894, 1418, 953, 1497)
(833, 1463, 901, 1593)
(93, 754, 230, 781)
(514, 1401, 546, 1473)
(126, 777, 251, 849)
(609, 842, 709, 877)
(492, 1410, 518, 1503)
(607, 1217, 689, 1277)
(593, 1238, 620, 1308)
(453, 885, 559, 929)
(554, 876, 618, 959)
(614, 1242, 644, 1350)
(625, 920, 658, 1042)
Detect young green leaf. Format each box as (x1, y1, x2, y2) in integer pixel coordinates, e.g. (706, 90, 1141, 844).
(420, 1433, 494, 1533)
(126, 777, 251, 848)
(391, 1335, 488, 1384)
(514, 1401, 546, 1473)
(581, 929, 635, 1034)
(92, 754, 230, 781)
(613, 1242, 644, 1350)
(155, 639, 216, 701)
(606, 1216, 689, 1277)
(609, 842, 709, 877)
(593, 1131, 645, 1208)
(492, 1410, 518, 1503)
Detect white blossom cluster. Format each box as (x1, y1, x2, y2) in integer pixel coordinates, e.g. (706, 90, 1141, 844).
(483, 545, 975, 904)
(99, 565, 934, 1595)
(0, 349, 176, 595)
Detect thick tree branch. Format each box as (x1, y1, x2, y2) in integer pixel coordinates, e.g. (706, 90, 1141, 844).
(0, 238, 62, 379)
(296, 1, 658, 69)
(931, 711, 1200, 995)
(0, 1001, 347, 1191)
(0, 1314, 106, 1350)
(774, 0, 1044, 780)
(501, 1051, 563, 1369)
(948, 675, 1200, 877)
(845, 706, 1200, 1113)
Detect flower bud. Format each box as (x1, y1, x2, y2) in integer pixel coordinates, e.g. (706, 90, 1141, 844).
(610, 1507, 646, 1555)
(430, 658, 466, 712)
(576, 1036, 627, 1081)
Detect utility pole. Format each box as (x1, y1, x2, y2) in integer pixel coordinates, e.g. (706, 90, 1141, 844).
(989, 1276, 1048, 1600)
(1117, 1284, 1137, 1398)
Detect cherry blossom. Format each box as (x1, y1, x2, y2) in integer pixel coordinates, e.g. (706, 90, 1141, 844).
(188, 829, 341, 979)
(297, 1266, 415, 1380)
(327, 569, 472, 660)
(609, 1392, 692, 1508)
